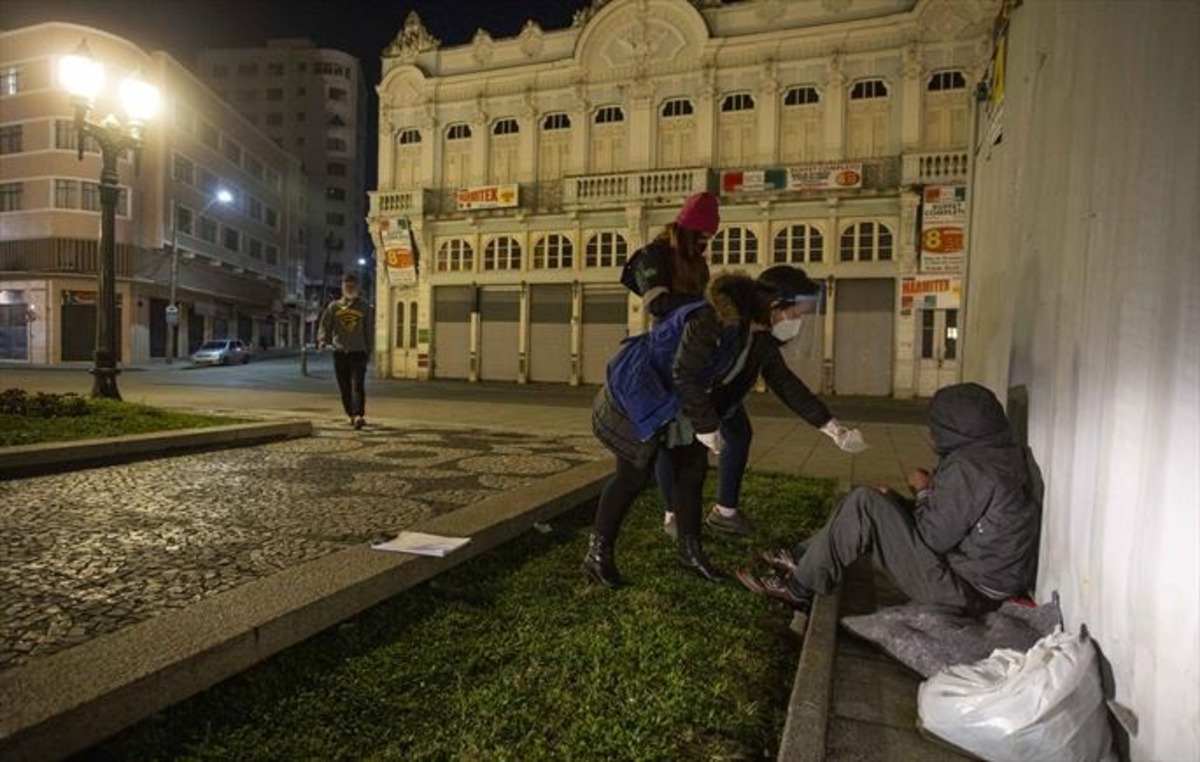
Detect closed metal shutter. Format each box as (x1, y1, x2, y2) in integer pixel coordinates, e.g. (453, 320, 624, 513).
(433, 285, 472, 379)
(580, 288, 628, 385)
(528, 284, 572, 383)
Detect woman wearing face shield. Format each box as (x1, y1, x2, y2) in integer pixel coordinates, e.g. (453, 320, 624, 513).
(586, 265, 867, 588)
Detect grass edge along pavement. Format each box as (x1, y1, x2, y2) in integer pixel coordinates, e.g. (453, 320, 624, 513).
(80, 472, 838, 761)
(0, 390, 245, 447)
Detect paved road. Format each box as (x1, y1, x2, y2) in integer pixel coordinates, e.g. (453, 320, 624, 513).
(0, 354, 928, 427)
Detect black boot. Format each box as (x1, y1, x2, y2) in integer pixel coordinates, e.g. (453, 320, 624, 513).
(677, 535, 722, 582)
(582, 532, 621, 588)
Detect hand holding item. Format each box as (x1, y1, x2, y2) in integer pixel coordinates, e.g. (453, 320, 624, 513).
(696, 430, 724, 455)
(820, 419, 869, 454)
(907, 468, 932, 493)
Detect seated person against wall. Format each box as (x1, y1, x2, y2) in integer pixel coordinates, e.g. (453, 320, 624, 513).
(737, 382, 1041, 616)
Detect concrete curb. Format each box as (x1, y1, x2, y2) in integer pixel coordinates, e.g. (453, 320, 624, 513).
(0, 421, 313, 480)
(0, 458, 612, 762)
(777, 586, 842, 762)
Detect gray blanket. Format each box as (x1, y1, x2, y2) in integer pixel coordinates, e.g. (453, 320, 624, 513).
(841, 596, 1063, 678)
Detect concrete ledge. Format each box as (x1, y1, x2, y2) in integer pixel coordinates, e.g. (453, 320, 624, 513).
(777, 586, 843, 762)
(0, 458, 611, 762)
(0, 421, 313, 480)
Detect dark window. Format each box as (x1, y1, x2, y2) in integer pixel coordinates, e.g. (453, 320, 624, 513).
(721, 93, 755, 112)
(594, 106, 624, 124)
(542, 113, 571, 130)
(0, 125, 22, 154)
(398, 128, 421, 144)
(222, 226, 240, 251)
(661, 99, 694, 117)
(0, 183, 23, 212)
(784, 86, 820, 106)
(850, 79, 889, 99)
(492, 118, 519, 135)
(446, 124, 472, 140)
(928, 71, 967, 92)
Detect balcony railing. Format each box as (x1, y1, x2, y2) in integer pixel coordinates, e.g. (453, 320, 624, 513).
(368, 189, 427, 218)
(902, 151, 969, 185)
(563, 167, 712, 207)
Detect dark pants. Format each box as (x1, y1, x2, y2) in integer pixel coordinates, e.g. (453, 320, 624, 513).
(333, 350, 368, 418)
(656, 404, 752, 510)
(792, 487, 995, 614)
(595, 442, 709, 541)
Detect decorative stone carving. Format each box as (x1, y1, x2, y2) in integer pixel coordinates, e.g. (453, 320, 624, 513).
(921, 0, 979, 41)
(825, 52, 846, 89)
(383, 11, 440, 61)
(761, 58, 781, 96)
(903, 42, 925, 81)
(518, 20, 545, 58)
(471, 29, 495, 66)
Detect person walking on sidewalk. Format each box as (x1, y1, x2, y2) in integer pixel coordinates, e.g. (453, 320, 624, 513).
(737, 383, 1041, 615)
(318, 273, 373, 429)
(585, 265, 867, 589)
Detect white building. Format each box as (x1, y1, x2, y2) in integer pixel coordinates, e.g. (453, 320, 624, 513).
(368, 0, 992, 397)
(197, 39, 368, 306)
(0, 22, 305, 365)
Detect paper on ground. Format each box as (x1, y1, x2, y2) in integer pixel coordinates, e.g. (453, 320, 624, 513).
(371, 531, 471, 557)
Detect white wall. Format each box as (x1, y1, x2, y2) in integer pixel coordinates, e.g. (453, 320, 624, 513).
(963, 2, 1199, 759)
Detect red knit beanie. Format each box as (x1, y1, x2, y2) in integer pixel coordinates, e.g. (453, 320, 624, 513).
(675, 192, 720, 236)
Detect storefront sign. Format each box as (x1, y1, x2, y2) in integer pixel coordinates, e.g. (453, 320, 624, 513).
(920, 185, 968, 274)
(901, 276, 961, 311)
(456, 184, 519, 210)
(380, 217, 419, 286)
(787, 163, 863, 191)
(61, 291, 123, 307)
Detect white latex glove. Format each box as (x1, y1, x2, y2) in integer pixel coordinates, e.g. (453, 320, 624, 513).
(820, 419, 869, 454)
(696, 430, 723, 454)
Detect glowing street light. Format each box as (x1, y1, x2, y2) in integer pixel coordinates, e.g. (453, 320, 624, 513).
(58, 39, 161, 398)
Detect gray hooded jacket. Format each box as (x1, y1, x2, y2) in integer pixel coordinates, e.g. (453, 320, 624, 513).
(914, 383, 1042, 599)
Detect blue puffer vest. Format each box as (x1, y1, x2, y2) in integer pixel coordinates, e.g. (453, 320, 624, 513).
(605, 300, 741, 441)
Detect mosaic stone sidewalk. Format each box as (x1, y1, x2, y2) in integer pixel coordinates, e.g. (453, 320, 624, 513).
(0, 424, 605, 671)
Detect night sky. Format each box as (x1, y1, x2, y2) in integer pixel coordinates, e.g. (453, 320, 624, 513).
(1, 0, 588, 186)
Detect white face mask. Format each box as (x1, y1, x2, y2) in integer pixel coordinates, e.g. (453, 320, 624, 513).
(771, 316, 805, 342)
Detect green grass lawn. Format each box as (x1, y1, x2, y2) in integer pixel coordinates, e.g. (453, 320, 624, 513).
(85, 472, 839, 761)
(0, 397, 244, 447)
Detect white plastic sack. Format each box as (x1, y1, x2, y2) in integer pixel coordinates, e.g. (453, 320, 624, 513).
(917, 627, 1115, 762)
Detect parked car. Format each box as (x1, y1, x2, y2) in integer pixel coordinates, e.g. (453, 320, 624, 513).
(192, 339, 250, 366)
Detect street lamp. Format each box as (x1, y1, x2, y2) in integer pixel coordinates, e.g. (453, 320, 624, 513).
(166, 188, 232, 363)
(59, 40, 160, 399)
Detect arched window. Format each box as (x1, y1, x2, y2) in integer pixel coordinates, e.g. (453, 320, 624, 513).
(397, 128, 421, 144)
(924, 70, 969, 149)
(484, 236, 522, 271)
(661, 98, 694, 117)
(711, 226, 758, 266)
(839, 222, 893, 262)
(927, 71, 967, 92)
(783, 86, 820, 106)
(492, 118, 519, 135)
(773, 225, 824, 264)
(533, 234, 574, 269)
(721, 93, 756, 112)
(446, 123, 472, 140)
(585, 232, 628, 268)
(436, 239, 474, 272)
(542, 113, 571, 131)
(850, 79, 889, 100)
(594, 106, 625, 124)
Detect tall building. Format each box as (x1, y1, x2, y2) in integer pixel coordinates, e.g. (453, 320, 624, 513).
(0, 22, 306, 365)
(197, 39, 368, 310)
(368, 0, 992, 397)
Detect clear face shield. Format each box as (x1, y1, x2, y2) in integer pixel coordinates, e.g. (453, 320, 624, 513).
(770, 293, 820, 342)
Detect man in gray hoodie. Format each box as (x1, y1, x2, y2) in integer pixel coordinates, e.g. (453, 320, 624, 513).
(318, 273, 373, 429)
(738, 382, 1042, 615)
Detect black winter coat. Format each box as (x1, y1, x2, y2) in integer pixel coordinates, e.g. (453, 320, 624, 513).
(674, 273, 832, 435)
(914, 383, 1042, 598)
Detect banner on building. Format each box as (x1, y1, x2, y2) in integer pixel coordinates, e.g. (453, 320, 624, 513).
(920, 185, 968, 274)
(456, 184, 519, 210)
(901, 276, 962, 312)
(787, 162, 863, 191)
(379, 217, 419, 286)
(722, 169, 787, 193)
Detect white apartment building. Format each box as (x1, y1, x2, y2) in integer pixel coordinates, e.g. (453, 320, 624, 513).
(0, 22, 306, 365)
(369, 0, 992, 397)
(197, 39, 368, 306)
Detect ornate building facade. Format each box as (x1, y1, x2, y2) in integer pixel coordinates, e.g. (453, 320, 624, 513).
(368, 0, 993, 396)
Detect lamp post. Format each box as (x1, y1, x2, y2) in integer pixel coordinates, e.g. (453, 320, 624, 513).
(58, 40, 160, 399)
(166, 188, 232, 363)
